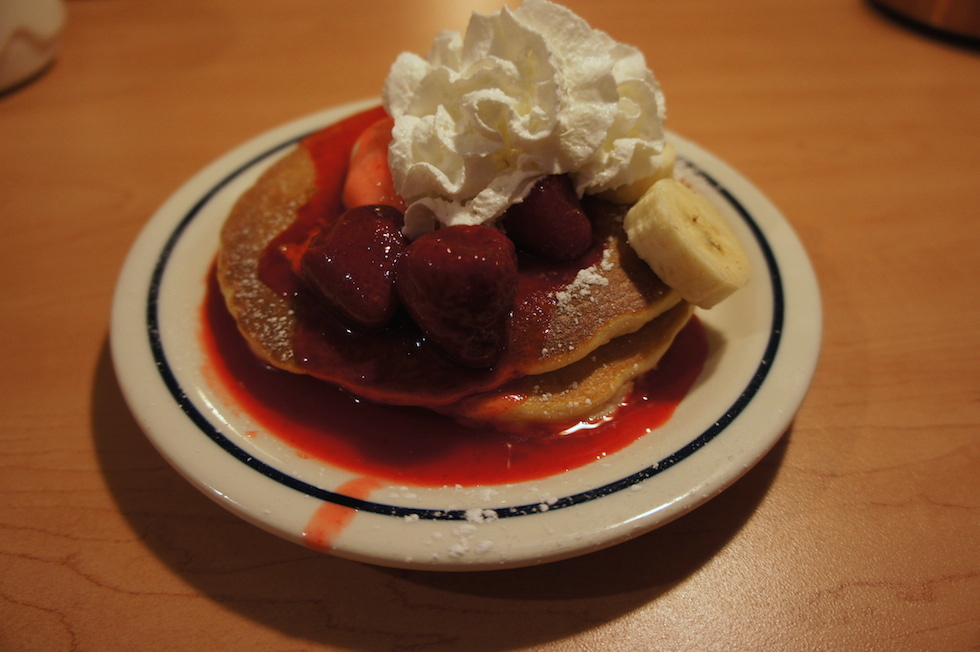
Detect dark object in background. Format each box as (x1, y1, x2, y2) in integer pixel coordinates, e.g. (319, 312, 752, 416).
(872, 0, 980, 39)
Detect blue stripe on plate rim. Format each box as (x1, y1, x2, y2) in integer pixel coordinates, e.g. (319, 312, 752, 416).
(145, 130, 783, 523)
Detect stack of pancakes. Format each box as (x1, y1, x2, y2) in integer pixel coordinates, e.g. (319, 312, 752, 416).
(217, 127, 693, 431)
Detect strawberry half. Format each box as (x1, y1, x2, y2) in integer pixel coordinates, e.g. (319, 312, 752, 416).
(300, 205, 408, 330)
(502, 174, 593, 261)
(342, 116, 406, 211)
(396, 225, 519, 368)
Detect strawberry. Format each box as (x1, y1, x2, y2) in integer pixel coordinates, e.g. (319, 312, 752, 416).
(396, 225, 519, 367)
(502, 174, 593, 261)
(300, 205, 408, 330)
(342, 116, 406, 211)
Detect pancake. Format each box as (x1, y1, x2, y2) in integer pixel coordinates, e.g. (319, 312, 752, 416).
(444, 300, 694, 429)
(217, 144, 316, 374)
(216, 118, 691, 417)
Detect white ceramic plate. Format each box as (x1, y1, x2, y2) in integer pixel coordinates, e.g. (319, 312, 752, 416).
(111, 99, 821, 571)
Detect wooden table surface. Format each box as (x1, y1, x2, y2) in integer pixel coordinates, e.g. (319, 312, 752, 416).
(2, 0, 978, 650)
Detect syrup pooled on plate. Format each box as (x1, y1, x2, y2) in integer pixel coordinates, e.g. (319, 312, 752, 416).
(202, 265, 707, 487)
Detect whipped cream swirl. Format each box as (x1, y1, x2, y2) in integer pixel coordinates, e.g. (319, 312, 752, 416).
(382, 0, 668, 238)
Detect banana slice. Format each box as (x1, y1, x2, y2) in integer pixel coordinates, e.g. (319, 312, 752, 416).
(623, 178, 750, 309)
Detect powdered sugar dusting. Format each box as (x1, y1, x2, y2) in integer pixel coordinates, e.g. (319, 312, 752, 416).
(542, 244, 615, 360)
(553, 245, 614, 318)
(556, 248, 612, 308)
(219, 199, 302, 365)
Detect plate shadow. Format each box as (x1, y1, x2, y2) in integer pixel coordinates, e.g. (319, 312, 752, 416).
(93, 336, 787, 650)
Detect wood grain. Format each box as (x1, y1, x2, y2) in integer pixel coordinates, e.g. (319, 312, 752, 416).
(1, 0, 978, 649)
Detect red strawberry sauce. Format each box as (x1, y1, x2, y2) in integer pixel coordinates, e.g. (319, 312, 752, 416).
(200, 107, 708, 488)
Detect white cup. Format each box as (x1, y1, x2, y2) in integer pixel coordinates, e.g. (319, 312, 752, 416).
(0, 0, 66, 93)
